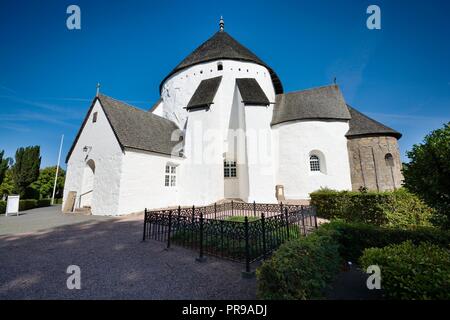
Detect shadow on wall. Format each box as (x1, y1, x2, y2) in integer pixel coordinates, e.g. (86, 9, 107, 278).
(0, 218, 255, 300)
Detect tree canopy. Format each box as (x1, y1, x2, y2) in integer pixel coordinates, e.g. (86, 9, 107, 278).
(403, 122, 450, 228)
(0, 150, 10, 185)
(11, 146, 41, 198)
(31, 166, 66, 199)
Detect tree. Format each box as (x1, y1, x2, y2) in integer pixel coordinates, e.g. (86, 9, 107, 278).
(0, 169, 15, 197)
(0, 150, 10, 185)
(31, 166, 66, 199)
(11, 146, 41, 198)
(403, 122, 450, 228)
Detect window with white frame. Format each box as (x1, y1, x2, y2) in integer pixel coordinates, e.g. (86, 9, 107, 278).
(224, 160, 237, 178)
(164, 164, 177, 187)
(309, 155, 321, 172)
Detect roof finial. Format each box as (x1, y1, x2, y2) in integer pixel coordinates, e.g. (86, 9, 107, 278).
(96, 82, 101, 97)
(219, 16, 224, 32)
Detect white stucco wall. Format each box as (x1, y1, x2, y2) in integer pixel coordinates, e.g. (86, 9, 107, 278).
(117, 149, 183, 213)
(151, 100, 164, 117)
(273, 120, 352, 199)
(63, 100, 124, 215)
(162, 59, 277, 205)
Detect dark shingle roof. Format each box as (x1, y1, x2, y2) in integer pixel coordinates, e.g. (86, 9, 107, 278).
(66, 94, 180, 162)
(271, 85, 351, 125)
(160, 31, 283, 95)
(236, 78, 270, 106)
(346, 105, 402, 139)
(186, 76, 222, 110)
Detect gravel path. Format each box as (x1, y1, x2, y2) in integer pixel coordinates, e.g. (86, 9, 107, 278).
(0, 206, 256, 299)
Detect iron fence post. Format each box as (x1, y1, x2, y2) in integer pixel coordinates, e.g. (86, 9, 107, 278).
(142, 208, 147, 241)
(244, 216, 250, 273)
(196, 212, 206, 262)
(253, 201, 256, 217)
(302, 212, 306, 236)
(261, 212, 267, 259)
(232, 200, 234, 216)
(167, 210, 172, 248)
(313, 207, 318, 229)
(280, 202, 283, 215)
(284, 208, 290, 240)
(214, 202, 217, 220)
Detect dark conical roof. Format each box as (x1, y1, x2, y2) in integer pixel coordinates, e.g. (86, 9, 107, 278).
(160, 31, 283, 94)
(346, 105, 402, 139)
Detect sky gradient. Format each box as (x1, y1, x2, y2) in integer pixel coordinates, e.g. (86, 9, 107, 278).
(0, 0, 449, 168)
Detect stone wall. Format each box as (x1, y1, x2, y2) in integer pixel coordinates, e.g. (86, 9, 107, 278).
(347, 136, 403, 191)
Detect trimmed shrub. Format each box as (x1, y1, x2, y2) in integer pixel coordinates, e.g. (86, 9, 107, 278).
(360, 241, 450, 299)
(310, 188, 434, 228)
(256, 227, 341, 300)
(322, 220, 450, 262)
(0, 200, 5, 214)
(37, 199, 51, 207)
(19, 199, 38, 211)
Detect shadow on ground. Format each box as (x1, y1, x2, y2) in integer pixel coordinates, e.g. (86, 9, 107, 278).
(0, 216, 256, 299)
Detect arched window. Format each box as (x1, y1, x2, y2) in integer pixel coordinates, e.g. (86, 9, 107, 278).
(385, 153, 394, 167)
(217, 62, 223, 71)
(309, 155, 321, 172)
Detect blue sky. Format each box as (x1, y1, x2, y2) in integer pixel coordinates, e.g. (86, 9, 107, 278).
(0, 0, 449, 168)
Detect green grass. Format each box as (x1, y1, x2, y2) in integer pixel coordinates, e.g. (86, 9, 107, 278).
(225, 216, 260, 223)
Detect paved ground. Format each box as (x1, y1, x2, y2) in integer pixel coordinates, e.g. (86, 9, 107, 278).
(0, 206, 256, 299)
(325, 264, 384, 300)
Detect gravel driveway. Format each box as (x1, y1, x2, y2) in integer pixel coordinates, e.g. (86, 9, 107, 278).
(0, 206, 256, 299)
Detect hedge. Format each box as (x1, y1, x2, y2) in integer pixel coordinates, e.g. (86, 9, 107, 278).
(257, 221, 450, 299)
(360, 241, 450, 299)
(322, 220, 450, 262)
(310, 188, 435, 228)
(0, 198, 53, 214)
(256, 226, 341, 299)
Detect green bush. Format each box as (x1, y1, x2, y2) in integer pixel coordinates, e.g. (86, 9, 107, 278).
(360, 241, 450, 299)
(322, 220, 450, 262)
(256, 227, 341, 300)
(310, 188, 435, 228)
(19, 199, 38, 211)
(0, 200, 5, 214)
(37, 198, 51, 207)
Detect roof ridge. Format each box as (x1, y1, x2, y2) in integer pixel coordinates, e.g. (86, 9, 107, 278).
(98, 93, 177, 126)
(277, 84, 339, 97)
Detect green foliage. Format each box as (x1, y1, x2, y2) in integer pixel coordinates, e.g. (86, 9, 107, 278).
(0, 201, 5, 214)
(403, 122, 450, 228)
(37, 199, 51, 207)
(322, 220, 450, 262)
(17, 199, 52, 211)
(0, 150, 10, 185)
(310, 188, 435, 229)
(225, 216, 259, 222)
(11, 146, 41, 198)
(18, 199, 38, 211)
(360, 241, 450, 299)
(0, 169, 15, 196)
(256, 227, 341, 300)
(31, 166, 66, 199)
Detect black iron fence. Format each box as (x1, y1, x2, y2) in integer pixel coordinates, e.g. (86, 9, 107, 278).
(142, 201, 317, 272)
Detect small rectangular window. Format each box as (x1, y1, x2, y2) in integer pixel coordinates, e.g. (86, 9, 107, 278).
(165, 164, 177, 187)
(93, 112, 98, 123)
(224, 160, 237, 178)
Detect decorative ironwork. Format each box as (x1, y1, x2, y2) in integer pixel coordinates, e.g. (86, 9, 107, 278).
(142, 201, 318, 272)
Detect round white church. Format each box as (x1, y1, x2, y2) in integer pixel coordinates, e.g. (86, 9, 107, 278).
(63, 19, 403, 216)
